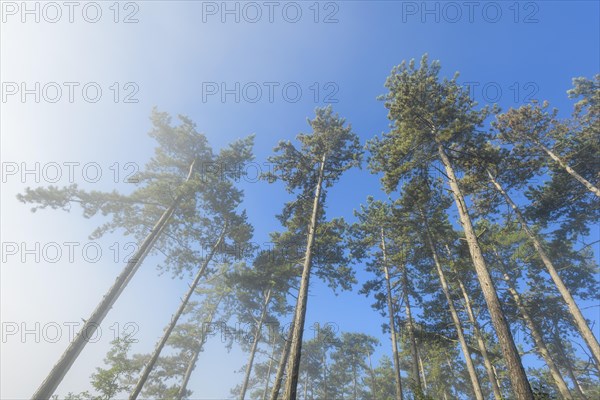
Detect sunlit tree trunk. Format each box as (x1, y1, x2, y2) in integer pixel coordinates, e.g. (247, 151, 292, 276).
(130, 225, 227, 399)
(240, 288, 273, 400)
(284, 153, 327, 400)
(496, 255, 573, 399)
(421, 212, 484, 400)
(261, 333, 278, 400)
(437, 143, 533, 399)
(400, 257, 423, 395)
(445, 244, 503, 400)
(532, 139, 600, 197)
(32, 161, 198, 400)
(380, 229, 405, 400)
(269, 322, 294, 400)
(177, 293, 226, 400)
(488, 170, 600, 369)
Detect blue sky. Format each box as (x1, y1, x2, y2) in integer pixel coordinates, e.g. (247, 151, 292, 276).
(1, 1, 599, 398)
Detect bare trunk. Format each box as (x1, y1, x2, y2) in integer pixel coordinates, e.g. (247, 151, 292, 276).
(488, 170, 600, 368)
(400, 261, 422, 394)
(553, 334, 588, 400)
(498, 262, 573, 399)
(177, 292, 226, 400)
(130, 225, 226, 399)
(269, 322, 294, 400)
(262, 333, 278, 400)
(240, 289, 273, 400)
(535, 140, 600, 197)
(381, 229, 405, 400)
(438, 143, 533, 399)
(32, 161, 197, 400)
(420, 212, 484, 400)
(446, 244, 503, 400)
(284, 153, 327, 400)
(367, 350, 377, 399)
(417, 346, 428, 391)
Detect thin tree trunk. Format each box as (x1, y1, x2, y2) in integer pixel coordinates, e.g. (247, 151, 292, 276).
(498, 261, 573, 399)
(380, 229, 405, 400)
(553, 333, 588, 400)
(420, 212, 484, 400)
(32, 161, 197, 400)
(322, 347, 328, 400)
(400, 257, 423, 394)
(262, 332, 278, 400)
(177, 292, 226, 400)
(417, 346, 427, 392)
(284, 153, 327, 400)
(269, 322, 294, 400)
(304, 369, 309, 400)
(240, 288, 273, 400)
(534, 139, 600, 197)
(445, 244, 503, 400)
(488, 170, 600, 368)
(367, 350, 377, 399)
(130, 224, 226, 399)
(437, 143, 533, 400)
(352, 358, 358, 400)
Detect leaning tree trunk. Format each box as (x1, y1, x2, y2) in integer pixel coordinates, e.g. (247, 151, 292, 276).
(269, 321, 294, 400)
(380, 229, 405, 400)
(261, 334, 278, 400)
(437, 143, 533, 400)
(532, 139, 600, 197)
(552, 331, 589, 400)
(130, 225, 226, 399)
(445, 244, 503, 400)
(32, 160, 197, 400)
(176, 292, 226, 400)
(284, 153, 327, 400)
(240, 288, 273, 400)
(488, 170, 600, 368)
(497, 258, 573, 400)
(421, 213, 484, 400)
(400, 262, 424, 395)
(417, 347, 428, 392)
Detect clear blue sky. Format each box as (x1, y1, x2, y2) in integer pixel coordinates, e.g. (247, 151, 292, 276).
(1, 1, 599, 398)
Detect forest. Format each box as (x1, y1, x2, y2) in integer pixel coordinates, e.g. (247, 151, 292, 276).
(20, 56, 599, 400)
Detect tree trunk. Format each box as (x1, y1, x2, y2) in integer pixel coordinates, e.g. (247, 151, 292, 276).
(380, 229, 405, 400)
(437, 143, 533, 400)
(240, 288, 273, 400)
(400, 257, 422, 395)
(130, 224, 226, 399)
(446, 244, 503, 400)
(262, 333, 278, 400)
(488, 170, 600, 368)
(284, 153, 327, 400)
(417, 347, 427, 392)
(177, 292, 226, 400)
(534, 139, 600, 197)
(32, 161, 197, 400)
(498, 261, 573, 399)
(269, 323, 294, 400)
(420, 212, 484, 400)
(367, 350, 377, 399)
(552, 333, 588, 400)
(177, 349, 199, 400)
